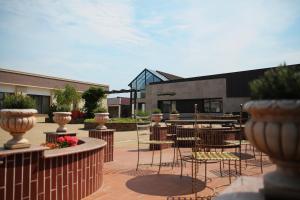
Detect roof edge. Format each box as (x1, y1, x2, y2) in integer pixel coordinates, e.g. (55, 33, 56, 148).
(0, 67, 109, 88)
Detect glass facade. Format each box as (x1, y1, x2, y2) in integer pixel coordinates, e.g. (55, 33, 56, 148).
(129, 69, 164, 99)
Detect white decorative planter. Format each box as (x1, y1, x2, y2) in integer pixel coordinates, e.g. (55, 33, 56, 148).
(169, 113, 180, 120)
(53, 112, 72, 132)
(151, 114, 163, 126)
(0, 109, 37, 149)
(244, 100, 300, 200)
(94, 113, 109, 130)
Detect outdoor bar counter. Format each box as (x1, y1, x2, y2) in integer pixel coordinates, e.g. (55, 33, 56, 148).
(0, 137, 106, 200)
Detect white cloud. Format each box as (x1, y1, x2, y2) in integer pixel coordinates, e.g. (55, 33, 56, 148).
(0, 0, 147, 45)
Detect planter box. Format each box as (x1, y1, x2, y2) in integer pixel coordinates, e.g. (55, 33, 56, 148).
(0, 137, 106, 200)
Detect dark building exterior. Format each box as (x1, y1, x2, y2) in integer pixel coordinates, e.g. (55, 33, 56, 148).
(128, 64, 300, 118)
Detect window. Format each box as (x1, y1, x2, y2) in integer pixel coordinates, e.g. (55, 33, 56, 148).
(0, 92, 5, 109)
(158, 100, 172, 113)
(204, 99, 223, 113)
(158, 98, 223, 114)
(28, 94, 50, 114)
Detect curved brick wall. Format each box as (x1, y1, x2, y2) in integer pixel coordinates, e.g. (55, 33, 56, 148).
(0, 137, 106, 200)
(84, 122, 149, 131)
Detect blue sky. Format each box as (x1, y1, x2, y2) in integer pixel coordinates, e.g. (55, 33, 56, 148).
(0, 0, 300, 97)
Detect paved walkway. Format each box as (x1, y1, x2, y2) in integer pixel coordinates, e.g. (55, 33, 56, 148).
(0, 123, 275, 199)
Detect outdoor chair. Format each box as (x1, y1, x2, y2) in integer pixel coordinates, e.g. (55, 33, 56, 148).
(136, 120, 175, 174)
(179, 105, 240, 198)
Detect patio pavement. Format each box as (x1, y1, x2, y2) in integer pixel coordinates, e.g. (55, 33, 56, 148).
(0, 123, 275, 200)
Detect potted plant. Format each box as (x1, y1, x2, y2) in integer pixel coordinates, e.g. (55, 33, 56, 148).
(53, 104, 72, 132)
(94, 106, 109, 130)
(169, 109, 180, 120)
(151, 108, 163, 126)
(243, 65, 300, 200)
(0, 94, 37, 149)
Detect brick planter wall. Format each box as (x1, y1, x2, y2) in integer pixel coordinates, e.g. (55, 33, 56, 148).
(149, 126, 172, 150)
(84, 122, 149, 131)
(89, 129, 114, 162)
(0, 138, 106, 200)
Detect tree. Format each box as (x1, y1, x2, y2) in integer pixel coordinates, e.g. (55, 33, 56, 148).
(53, 84, 81, 110)
(82, 87, 105, 118)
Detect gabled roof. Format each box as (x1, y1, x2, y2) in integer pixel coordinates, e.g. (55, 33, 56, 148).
(128, 68, 182, 86)
(156, 70, 182, 80)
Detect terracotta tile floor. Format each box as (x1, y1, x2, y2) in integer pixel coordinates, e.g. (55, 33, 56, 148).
(85, 146, 275, 200)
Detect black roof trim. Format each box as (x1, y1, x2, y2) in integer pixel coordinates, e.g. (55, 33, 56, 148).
(150, 63, 300, 85)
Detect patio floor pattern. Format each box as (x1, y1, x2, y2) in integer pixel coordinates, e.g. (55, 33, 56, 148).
(84, 146, 275, 200)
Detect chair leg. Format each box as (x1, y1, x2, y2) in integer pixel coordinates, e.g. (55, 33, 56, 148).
(151, 149, 155, 166)
(229, 160, 231, 184)
(205, 161, 207, 185)
(136, 143, 140, 171)
(245, 144, 248, 168)
(260, 152, 263, 173)
(158, 148, 162, 174)
(178, 148, 184, 177)
(253, 146, 256, 160)
(195, 160, 198, 199)
(172, 146, 176, 169)
(235, 160, 238, 175)
(219, 161, 222, 177)
(191, 158, 194, 192)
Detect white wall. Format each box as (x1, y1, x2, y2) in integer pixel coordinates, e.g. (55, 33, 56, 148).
(0, 84, 15, 93)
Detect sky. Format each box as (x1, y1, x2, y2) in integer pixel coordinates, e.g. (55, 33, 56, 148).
(0, 0, 300, 97)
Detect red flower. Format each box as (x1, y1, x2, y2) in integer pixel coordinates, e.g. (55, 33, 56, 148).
(57, 136, 65, 143)
(64, 136, 78, 146)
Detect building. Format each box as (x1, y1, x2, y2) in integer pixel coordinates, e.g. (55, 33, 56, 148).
(0, 68, 109, 114)
(128, 68, 182, 113)
(129, 64, 300, 118)
(107, 97, 131, 118)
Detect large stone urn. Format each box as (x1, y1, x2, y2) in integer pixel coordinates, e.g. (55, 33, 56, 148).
(53, 112, 72, 132)
(244, 100, 300, 200)
(94, 113, 109, 130)
(151, 114, 163, 126)
(0, 109, 37, 149)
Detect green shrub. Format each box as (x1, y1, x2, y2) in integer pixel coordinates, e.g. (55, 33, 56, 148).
(48, 104, 57, 121)
(170, 109, 179, 114)
(152, 108, 162, 114)
(56, 104, 71, 112)
(3, 94, 36, 109)
(110, 118, 138, 123)
(84, 118, 95, 123)
(54, 84, 81, 109)
(249, 64, 300, 99)
(136, 110, 149, 117)
(93, 106, 108, 113)
(82, 87, 105, 118)
(84, 117, 149, 123)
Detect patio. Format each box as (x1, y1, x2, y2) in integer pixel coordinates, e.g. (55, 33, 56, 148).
(0, 123, 275, 199)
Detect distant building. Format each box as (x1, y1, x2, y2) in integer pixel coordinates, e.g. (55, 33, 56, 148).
(108, 97, 130, 118)
(128, 64, 300, 118)
(0, 68, 109, 114)
(128, 68, 182, 113)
